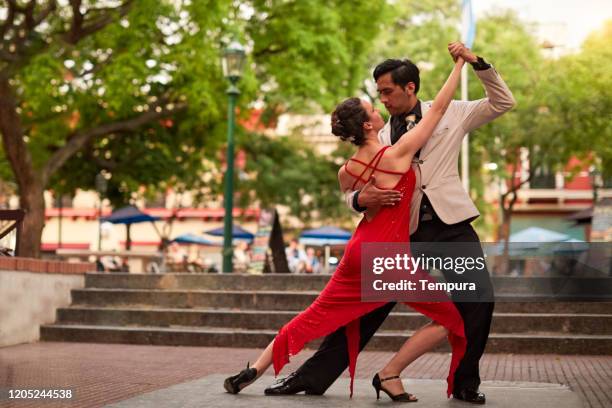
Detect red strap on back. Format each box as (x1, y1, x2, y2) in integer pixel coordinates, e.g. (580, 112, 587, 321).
(344, 148, 382, 188)
(345, 147, 392, 190)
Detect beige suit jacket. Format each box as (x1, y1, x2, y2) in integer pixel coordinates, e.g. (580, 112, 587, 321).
(346, 67, 516, 235)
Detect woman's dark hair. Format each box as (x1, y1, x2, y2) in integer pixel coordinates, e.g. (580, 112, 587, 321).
(331, 97, 368, 146)
(373, 59, 420, 94)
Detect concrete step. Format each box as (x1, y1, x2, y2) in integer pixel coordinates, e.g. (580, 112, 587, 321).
(84, 273, 331, 291)
(40, 324, 612, 354)
(42, 273, 612, 354)
(84, 273, 612, 298)
(56, 306, 612, 335)
(70, 288, 612, 314)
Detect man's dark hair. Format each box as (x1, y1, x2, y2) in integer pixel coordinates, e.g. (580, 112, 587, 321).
(373, 59, 420, 94)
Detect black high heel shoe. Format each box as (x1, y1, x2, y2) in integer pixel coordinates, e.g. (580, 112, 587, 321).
(224, 362, 258, 394)
(372, 373, 418, 402)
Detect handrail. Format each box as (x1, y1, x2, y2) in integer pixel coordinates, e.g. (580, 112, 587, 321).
(0, 209, 25, 256)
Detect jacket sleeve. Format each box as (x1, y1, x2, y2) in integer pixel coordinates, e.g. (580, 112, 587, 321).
(344, 190, 362, 214)
(453, 67, 516, 134)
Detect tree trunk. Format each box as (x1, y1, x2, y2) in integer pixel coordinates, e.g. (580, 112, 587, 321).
(499, 208, 512, 246)
(18, 180, 45, 258)
(495, 199, 514, 276)
(126, 223, 132, 250)
(0, 76, 45, 258)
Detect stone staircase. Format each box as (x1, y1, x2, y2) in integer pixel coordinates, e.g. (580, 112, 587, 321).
(40, 273, 612, 354)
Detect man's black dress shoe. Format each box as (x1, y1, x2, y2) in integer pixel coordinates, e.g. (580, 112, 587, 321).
(264, 372, 323, 396)
(453, 389, 486, 404)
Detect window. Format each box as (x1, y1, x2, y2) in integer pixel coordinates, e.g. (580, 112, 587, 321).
(530, 165, 556, 189)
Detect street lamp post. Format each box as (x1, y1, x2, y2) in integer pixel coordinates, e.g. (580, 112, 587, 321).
(95, 172, 108, 251)
(221, 40, 246, 273)
(590, 167, 601, 205)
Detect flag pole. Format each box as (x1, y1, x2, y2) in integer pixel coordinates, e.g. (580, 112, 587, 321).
(461, 64, 469, 191)
(460, 0, 474, 192)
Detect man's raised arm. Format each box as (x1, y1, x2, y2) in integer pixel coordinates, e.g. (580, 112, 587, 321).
(448, 42, 516, 133)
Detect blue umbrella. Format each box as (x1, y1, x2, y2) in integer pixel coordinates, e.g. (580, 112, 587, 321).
(172, 233, 221, 246)
(300, 226, 351, 273)
(204, 225, 254, 242)
(300, 226, 351, 246)
(552, 238, 588, 255)
(509, 227, 571, 243)
(489, 227, 577, 258)
(101, 206, 161, 250)
(101, 205, 161, 224)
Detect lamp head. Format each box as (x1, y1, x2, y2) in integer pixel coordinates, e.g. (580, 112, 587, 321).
(222, 40, 246, 83)
(95, 172, 108, 194)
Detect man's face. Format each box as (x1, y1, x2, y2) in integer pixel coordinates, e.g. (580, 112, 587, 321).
(376, 72, 415, 116)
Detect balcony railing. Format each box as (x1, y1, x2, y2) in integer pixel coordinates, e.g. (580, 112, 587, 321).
(517, 188, 612, 201)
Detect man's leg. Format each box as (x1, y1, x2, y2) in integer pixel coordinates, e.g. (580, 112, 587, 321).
(437, 221, 494, 393)
(451, 300, 494, 391)
(280, 302, 396, 394)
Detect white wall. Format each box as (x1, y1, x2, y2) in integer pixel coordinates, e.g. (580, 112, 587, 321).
(0, 271, 84, 347)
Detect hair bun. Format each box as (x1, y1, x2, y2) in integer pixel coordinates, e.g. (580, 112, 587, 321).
(330, 97, 368, 146)
(331, 116, 345, 136)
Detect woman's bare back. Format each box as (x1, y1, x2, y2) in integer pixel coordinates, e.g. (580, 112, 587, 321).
(338, 145, 414, 221)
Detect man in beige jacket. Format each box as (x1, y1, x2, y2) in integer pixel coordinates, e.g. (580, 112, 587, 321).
(266, 43, 515, 404)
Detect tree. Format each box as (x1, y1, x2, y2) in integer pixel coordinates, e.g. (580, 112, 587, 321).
(467, 13, 610, 266)
(0, 0, 388, 257)
(246, 0, 389, 114)
(464, 11, 546, 248)
(361, 5, 608, 248)
(0, 0, 231, 256)
(362, 0, 460, 103)
(237, 131, 346, 225)
(542, 20, 612, 178)
(228, 0, 390, 226)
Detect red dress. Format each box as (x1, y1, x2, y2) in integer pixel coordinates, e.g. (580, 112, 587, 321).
(273, 146, 466, 397)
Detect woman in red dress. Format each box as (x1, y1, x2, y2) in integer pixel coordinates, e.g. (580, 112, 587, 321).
(224, 57, 467, 402)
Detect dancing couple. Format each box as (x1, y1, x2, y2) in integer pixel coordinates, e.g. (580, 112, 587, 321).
(224, 42, 515, 403)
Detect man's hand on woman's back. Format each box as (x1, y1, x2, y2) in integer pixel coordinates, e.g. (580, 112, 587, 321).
(357, 176, 402, 208)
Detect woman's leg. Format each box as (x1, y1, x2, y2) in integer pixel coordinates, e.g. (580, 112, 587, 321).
(377, 322, 448, 396)
(224, 340, 275, 393)
(251, 340, 274, 378)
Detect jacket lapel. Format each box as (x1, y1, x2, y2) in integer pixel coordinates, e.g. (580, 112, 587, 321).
(419, 101, 447, 158)
(380, 100, 448, 152)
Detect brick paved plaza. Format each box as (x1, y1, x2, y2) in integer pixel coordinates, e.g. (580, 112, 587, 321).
(0, 342, 610, 407)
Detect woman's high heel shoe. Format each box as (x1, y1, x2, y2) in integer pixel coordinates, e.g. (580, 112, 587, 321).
(372, 373, 418, 402)
(224, 362, 258, 394)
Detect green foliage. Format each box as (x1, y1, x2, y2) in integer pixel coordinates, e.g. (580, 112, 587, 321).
(543, 20, 612, 177)
(246, 0, 389, 113)
(470, 13, 611, 189)
(1, 0, 233, 203)
(1, 0, 388, 214)
(468, 11, 547, 186)
(237, 131, 348, 224)
(365, 0, 460, 101)
(362, 4, 609, 237)
(2, 0, 607, 232)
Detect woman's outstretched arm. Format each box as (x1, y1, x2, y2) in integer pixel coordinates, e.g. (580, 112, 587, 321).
(390, 57, 465, 158)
